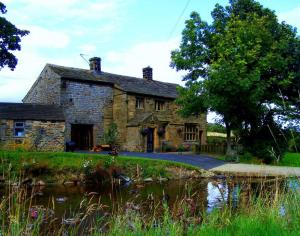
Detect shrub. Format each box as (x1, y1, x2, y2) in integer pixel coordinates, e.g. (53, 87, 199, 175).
(288, 132, 300, 152)
(239, 152, 253, 162)
(22, 161, 51, 176)
(242, 112, 287, 164)
(104, 123, 119, 147)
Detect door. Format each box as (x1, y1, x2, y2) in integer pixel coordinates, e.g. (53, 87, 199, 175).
(147, 128, 154, 152)
(71, 124, 93, 150)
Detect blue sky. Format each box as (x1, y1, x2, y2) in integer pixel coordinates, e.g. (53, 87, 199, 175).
(1, 0, 300, 105)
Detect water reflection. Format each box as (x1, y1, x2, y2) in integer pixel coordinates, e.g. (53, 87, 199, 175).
(207, 181, 228, 212)
(0, 177, 289, 221)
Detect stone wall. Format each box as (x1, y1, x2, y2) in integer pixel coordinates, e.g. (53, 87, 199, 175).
(124, 127, 144, 152)
(123, 94, 207, 152)
(112, 89, 128, 147)
(61, 79, 113, 145)
(23, 65, 61, 104)
(21, 64, 206, 152)
(0, 119, 65, 151)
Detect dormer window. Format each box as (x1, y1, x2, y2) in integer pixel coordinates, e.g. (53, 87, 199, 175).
(136, 97, 144, 109)
(155, 100, 165, 111)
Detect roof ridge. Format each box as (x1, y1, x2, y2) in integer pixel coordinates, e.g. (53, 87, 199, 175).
(47, 63, 90, 72)
(48, 63, 179, 86)
(46, 63, 179, 99)
(102, 71, 179, 86)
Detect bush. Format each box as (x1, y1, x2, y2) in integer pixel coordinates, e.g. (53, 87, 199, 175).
(22, 161, 51, 176)
(242, 112, 287, 164)
(240, 152, 253, 161)
(103, 123, 119, 146)
(288, 132, 300, 152)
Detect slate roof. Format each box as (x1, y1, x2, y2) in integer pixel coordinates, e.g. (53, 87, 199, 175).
(0, 103, 65, 121)
(48, 64, 179, 99)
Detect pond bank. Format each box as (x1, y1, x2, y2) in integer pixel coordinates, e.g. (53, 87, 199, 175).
(85, 151, 300, 177)
(0, 151, 214, 186)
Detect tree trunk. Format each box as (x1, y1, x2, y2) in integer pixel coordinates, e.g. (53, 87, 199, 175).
(225, 125, 232, 156)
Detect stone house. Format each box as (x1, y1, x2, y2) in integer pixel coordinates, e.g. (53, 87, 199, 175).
(1, 57, 206, 152)
(0, 103, 65, 151)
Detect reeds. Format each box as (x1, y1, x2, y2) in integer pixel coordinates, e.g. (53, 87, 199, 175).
(1, 177, 300, 235)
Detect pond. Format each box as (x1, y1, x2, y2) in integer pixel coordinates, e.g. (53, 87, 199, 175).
(0, 177, 287, 216)
(0, 176, 293, 235)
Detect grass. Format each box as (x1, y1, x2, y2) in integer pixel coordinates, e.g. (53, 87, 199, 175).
(214, 153, 261, 164)
(0, 150, 202, 181)
(0, 156, 300, 236)
(93, 182, 300, 236)
(278, 152, 300, 167)
(1, 177, 300, 235)
(216, 152, 300, 167)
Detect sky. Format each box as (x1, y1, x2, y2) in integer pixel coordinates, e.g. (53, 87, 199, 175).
(0, 0, 300, 108)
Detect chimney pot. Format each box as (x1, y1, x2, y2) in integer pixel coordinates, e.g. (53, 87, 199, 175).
(89, 57, 101, 72)
(143, 66, 153, 80)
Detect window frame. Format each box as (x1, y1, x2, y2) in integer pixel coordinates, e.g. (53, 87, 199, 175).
(184, 124, 198, 142)
(135, 97, 144, 109)
(14, 121, 25, 138)
(155, 100, 165, 111)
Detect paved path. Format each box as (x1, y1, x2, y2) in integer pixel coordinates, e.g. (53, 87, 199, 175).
(210, 163, 300, 177)
(115, 152, 226, 170)
(84, 151, 300, 177)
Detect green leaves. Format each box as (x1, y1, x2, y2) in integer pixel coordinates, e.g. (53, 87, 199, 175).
(0, 2, 29, 70)
(171, 0, 300, 151)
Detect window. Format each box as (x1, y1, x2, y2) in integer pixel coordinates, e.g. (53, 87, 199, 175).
(155, 100, 165, 111)
(14, 121, 25, 137)
(184, 124, 198, 141)
(136, 97, 144, 109)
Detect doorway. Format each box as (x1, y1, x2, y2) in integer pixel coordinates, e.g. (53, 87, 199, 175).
(147, 128, 154, 152)
(71, 124, 93, 150)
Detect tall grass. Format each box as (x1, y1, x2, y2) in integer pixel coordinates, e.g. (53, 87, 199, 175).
(1, 177, 300, 235)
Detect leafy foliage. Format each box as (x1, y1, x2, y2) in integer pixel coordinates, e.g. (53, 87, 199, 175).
(103, 123, 119, 146)
(0, 2, 29, 70)
(171, 0, 300, 156)
(207, 123, 226, 133)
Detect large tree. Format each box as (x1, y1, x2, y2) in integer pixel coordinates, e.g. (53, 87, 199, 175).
(0, 2, 29, 70)
(171, 0, 300, 156)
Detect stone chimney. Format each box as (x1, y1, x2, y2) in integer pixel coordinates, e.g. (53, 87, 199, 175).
(89, 57, 101, 72)
(143, 66, 153, 80)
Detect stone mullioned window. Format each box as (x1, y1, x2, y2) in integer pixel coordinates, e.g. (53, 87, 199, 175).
(135, 97, 144, 109)
(184, 124, 198, 141)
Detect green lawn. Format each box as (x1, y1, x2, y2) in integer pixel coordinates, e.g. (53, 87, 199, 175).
(216, 152, 300, 167)
(279, 152, 300, 167)
(0, 150, 201, 180)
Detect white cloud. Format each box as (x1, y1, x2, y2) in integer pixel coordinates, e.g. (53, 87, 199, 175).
(0, 37, 186, 102)
(79, 44, 97, 55)
(21, 25, 70, 49)
(0, 50, 87, 102)
(105, 38, 185, 85)
(278, 6, 300, 30)
(8, 0, 124, 21)
(66, 2, 120, 19)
